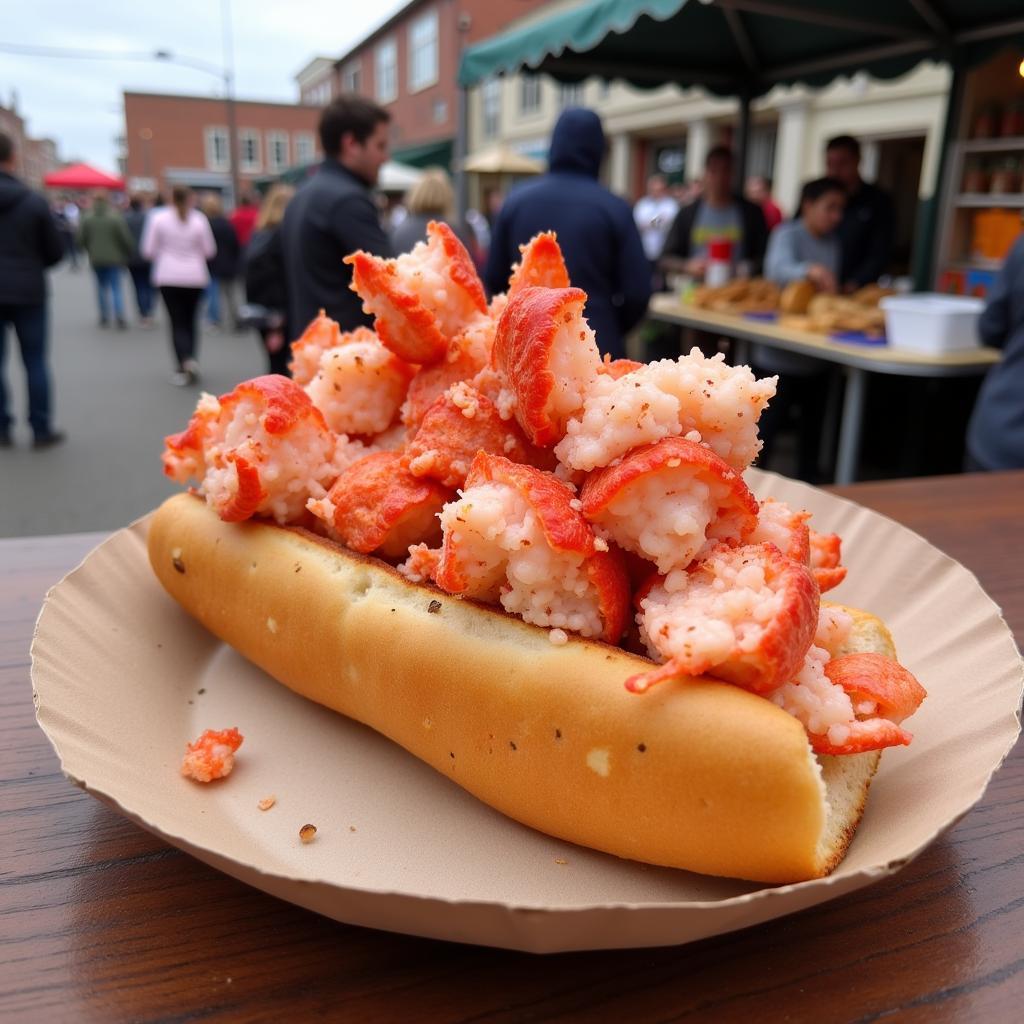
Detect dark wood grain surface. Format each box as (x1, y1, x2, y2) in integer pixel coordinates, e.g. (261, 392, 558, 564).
(2, 473, 1022, 1023)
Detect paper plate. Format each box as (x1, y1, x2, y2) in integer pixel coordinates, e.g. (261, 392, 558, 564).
(31, 471, 1023, 953)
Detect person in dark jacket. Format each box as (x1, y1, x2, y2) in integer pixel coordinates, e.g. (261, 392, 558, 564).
(123, 196, 155, 325)
(484, 108, 651, 362)
(200, 192, 241, 330)
(0, 130, 65, 448)
(244, 184, 295, 376)
(825, 134, 894, 290)
(966, 234, 1024, 470)
(660, 146, 769, 278)
(281, 95, 392, 335)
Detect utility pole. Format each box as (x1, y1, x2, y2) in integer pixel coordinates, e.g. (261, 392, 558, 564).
(221, 0, 240, 207)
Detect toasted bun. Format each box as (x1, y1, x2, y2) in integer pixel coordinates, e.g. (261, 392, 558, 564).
(148, 493, 890, 883)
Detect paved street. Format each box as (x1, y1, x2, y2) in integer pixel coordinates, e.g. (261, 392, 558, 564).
(1, 265, 265, 537)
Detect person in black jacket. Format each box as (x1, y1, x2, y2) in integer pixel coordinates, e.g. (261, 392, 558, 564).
(484, 107, 651, 362)
(0, 131, 65, 448)
(244, 184, 295, 376)
(123, 196, 155, 326)
(281, 95, 392, 336)
(200, 192, 241, 330)
(966, 234, 1024, 470)
(660, 146, 769, 278)
(825, 134, 894, 290)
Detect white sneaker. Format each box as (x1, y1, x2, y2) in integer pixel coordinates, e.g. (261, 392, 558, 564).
(182, 359, 200, 384)
(170, 371, 191, 387)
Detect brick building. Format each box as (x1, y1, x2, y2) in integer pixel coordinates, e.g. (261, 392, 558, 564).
(319, 0, 549, 168)
(0, 99, 61, 190)
(122, 92, 322, 200)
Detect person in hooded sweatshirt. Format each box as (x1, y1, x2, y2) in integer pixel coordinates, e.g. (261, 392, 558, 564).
(0, 130, 65, 448)
(484, 107, 651, 362)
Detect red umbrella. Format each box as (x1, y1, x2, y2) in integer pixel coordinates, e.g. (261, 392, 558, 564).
(43, 163, 125, 190)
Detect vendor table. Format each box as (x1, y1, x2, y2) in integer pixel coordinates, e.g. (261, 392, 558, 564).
(647, 295, 1001, 484)
(2, 472, 1022, 1021)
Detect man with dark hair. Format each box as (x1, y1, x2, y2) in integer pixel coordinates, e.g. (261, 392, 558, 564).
(484, 107, 651, 362)
(0, 130, 65, 448)
(660, 146, 768, 277)
(825, 134, 894, 290)
(281, 95, 393, 333)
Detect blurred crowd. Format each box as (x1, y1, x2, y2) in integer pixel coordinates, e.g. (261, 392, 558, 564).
(1, 91, 1021, 471)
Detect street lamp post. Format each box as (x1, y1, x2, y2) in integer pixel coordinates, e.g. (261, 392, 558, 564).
(153, 48, 239, 205)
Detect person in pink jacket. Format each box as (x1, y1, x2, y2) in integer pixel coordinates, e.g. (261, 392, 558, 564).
(141, 186, 216, 385)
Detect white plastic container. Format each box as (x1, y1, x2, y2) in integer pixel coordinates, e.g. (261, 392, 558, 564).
(880, 294, 985, 354)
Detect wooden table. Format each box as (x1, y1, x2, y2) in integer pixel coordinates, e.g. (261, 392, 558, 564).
(647, 296, 1002, 485)
(3, 473, 1022, 1022)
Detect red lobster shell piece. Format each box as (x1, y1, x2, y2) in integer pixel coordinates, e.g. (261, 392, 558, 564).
(628, 542, 820, 696)
(403, 383, 545, 489)
(809, 529, 847, 593)
(344, 222, 487, 367)
(580, 436, 759, 575)
(507, 232, 571, 297)
(492, 286, 601, 447)
(163, 375, 338, 525)
(308, 451, 454, 559)
(434, 452, 630, 644)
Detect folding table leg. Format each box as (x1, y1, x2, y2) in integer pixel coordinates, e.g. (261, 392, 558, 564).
(835, 367, 867, 485)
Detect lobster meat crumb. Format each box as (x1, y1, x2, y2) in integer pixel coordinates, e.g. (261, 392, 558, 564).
(181, 727, 244, 783)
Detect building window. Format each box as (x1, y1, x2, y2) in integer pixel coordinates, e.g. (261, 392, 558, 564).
(519, 75, 541, 115)
(482, 78, 501, 139)
(433, 98, 448, 124)
(375, 38, 398, 104)
(558, 82, 584, 109)
(342, 60, 361, 95)
(204, 126, 229, 171)
(267, 131, 289, 172)
(408, 9, 438, 92)
(294, 132, 315, 165)
(239, 129, 261, 172)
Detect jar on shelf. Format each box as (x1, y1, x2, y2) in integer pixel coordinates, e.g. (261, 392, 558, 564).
(1001, 100, 1024, 138)
(962, 159, 989, 194)
(973, 104, 1000, 139)
(989, 157, 1019, 194)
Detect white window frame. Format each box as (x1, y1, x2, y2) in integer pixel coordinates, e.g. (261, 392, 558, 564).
(519, 75, 541, 116)
(342, 60, 361, 94)
(238, 129, 262, 173)
(266, 131, 289, 172)
(204, 126, 229, 171)
(481, 78, 501, 139)
(375, 38, 398, 104)
(558, 81, 585, 110)
(408, 8, 438, 93)
(294, 132, 315, 166)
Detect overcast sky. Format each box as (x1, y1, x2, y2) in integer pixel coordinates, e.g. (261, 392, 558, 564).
(0, 0, 408, 171)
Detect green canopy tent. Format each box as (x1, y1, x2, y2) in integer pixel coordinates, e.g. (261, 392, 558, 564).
(456, 0, 1024, 280)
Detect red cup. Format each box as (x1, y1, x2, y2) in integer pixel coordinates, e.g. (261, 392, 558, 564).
(708, 239, 733, 261)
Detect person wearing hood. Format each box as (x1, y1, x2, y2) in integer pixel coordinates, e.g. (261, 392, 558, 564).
(78, 191, 135, 329)
(0, 130, 65, 448)
(484, 107, 651, 362)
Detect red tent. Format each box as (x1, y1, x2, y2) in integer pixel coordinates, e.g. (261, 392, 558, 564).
(43, 163, 125, 191)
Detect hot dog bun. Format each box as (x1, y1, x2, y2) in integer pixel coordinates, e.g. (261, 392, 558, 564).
(149, 492, 889, 884)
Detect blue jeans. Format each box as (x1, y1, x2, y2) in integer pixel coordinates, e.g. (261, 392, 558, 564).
(0, 302, 52, 438)
(128, 264, 155, 319)
(205, 278, 220, 324)
(94, 266, 125, 323)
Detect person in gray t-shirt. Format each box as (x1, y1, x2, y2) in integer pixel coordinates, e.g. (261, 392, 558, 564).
(756, 177, 847, 483)
(765, 177, 845, 292)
